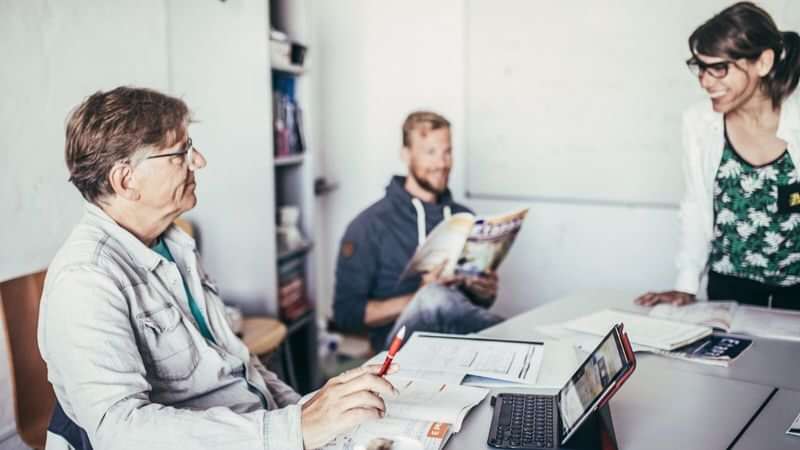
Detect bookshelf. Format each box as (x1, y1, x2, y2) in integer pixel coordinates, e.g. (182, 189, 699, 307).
(268, 0, 320, 394)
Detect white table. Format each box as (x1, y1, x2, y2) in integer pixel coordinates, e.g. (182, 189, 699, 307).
(447, 290, 800, 449)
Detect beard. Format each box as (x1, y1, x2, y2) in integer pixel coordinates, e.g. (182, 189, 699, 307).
(410, 168, 449, 196)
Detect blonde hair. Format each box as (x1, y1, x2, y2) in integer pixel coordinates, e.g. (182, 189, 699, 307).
(402, 111, 450, 147)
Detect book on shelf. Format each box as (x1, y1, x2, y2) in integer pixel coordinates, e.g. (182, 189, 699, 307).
(316, 377, 488, 450)
(402, 208, 528, 279)
(272, 72, 306, 157)
(277, 254, 310, 322)
(648, 301, 800, 342)
(562, 309, 712, 351)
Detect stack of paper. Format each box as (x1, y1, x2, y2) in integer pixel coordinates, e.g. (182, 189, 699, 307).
(318, 378, 488, 450)
(563, 309, 712, 351)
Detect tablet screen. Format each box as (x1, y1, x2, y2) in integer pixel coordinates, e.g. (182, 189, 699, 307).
(557, 327, 628, 440)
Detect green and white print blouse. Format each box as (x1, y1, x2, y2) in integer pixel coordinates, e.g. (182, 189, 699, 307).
(709, 139, 800, 286)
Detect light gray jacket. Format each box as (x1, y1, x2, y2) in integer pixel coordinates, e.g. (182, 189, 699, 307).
(38, 203, 303, 450)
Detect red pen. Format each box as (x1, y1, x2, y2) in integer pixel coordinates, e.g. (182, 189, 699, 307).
(378, 325, 406, 376)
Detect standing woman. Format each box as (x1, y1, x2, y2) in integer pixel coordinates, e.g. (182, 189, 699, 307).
(637, 2, 800, 309)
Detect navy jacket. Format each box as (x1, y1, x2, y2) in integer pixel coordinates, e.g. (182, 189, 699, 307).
(333, 176, 472, 350)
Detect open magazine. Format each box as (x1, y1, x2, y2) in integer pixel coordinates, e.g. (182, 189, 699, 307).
(402, 208, 528, 279)
(318, 377, 488, 450)
(537, 322, 750, 367)
(648, 301, 800, 342)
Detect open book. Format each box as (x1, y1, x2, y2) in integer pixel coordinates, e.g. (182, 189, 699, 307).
(539, 322, 750, 367)
(562, 309, 712, 351)
(318, 377, 488, 450)
(402, 208, 528, 278)
(648, 301, 800, 342)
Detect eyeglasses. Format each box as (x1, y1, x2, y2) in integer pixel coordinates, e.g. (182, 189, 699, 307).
(686, 57, 736, 79)
(144, 137, 199, 171)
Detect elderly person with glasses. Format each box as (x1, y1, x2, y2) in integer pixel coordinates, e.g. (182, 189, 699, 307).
(637, 2, 800, 310)
(39, 86, 395, 450)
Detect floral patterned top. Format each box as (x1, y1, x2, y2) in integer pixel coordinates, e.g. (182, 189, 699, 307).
(709, 138, 800, 286)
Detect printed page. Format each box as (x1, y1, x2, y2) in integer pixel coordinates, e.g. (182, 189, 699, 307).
(402, 213, 475, 278)
(319, 418, 450, 450)
(648, 301, 737, 331)
(732, 306, 800, 342)
(455, 208, 528, 276)
(563, 309, 712, 351)
(464, 338, 578, 389)
(365, 351, 466, 385)
(393, 332, 544, 385)
(537, 324, 604, 353)
(382, 377, 489, 431)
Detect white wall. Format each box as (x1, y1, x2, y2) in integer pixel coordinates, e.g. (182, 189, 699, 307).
(1, 1, 167, 446)
(311, 0, 685, 319)
(311, 0, 468, 318)
(0, 0, 168, 282)
(166, 0, 279, 316)
(1, 1, 278, 446)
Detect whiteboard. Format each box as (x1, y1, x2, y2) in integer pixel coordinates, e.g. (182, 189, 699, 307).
(466, 0, 799, 206)
(0, 1, 168, 282)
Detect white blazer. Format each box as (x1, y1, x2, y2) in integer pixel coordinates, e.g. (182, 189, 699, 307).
(675, 92, 800, 294)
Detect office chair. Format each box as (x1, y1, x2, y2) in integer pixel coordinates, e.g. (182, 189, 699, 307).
(0, 270, 55, 449)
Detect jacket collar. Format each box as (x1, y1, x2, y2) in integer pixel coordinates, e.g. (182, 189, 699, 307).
(777, 94, 800, 141)
(84, 202, 196, 272)
(702, 92, 800, 139)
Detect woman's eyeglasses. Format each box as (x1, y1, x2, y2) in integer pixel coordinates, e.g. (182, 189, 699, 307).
(686, 57, 735, 79)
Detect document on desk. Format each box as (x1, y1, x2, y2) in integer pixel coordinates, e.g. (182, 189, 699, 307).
(649, 302, 800, 342)
(384, 377, 489, 431)
(391, 332, 545, 385)
(788, 410, 800, 437)
(318, 377, 488, 450)
(563, 309, 712, 351)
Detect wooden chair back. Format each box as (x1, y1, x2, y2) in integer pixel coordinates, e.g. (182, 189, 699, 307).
(0, 270, 55, 449)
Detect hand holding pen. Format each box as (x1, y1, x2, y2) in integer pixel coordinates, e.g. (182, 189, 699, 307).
(301, 362, 399, 449)
(379, 325, 406, 376)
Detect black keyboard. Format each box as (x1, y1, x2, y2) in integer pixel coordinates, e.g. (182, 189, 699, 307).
(488, 393, 557, 449)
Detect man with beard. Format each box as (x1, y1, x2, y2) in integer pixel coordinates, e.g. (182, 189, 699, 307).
(333, 111, 503, 352)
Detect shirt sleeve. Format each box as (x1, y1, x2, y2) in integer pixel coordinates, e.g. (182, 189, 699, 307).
(675, 108, 713, 295)
(251, 355, 301, 407)
(333, 218, 379, 332)
(39, 266, 303, 450)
